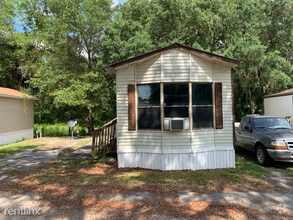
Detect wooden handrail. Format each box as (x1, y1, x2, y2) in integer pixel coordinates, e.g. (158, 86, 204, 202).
(92, 118, 117, 159)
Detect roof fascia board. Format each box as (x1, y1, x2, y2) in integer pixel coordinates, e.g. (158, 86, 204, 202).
(264, 93, 293, 99)
(0, 94, 39, 101)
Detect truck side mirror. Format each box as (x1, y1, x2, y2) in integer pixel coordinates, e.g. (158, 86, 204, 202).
(244, 125, 251, 131)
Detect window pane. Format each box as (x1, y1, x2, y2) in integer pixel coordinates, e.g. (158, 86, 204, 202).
(164, 83, 189, 106)
(193, 107, 213, 128)
(192, 83, 212, 105)
(165, 107, 189, 117)
(138, 108, 161, 129)
(138, 84, 160, 106)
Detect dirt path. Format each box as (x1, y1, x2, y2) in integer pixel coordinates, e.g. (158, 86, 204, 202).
(0, 189, 292, 219)
(0, 137, 91, 183)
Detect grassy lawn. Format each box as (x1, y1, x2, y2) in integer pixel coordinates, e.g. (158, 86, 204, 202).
(0, 139, 46, 158)
(1, 140, 292, 194)
(283, 166, 293, 177)
(5, 156, 283, 194)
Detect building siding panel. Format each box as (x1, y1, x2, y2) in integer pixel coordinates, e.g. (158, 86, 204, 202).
(264, 96, 293, 117)
(0, 98, 34, 134)
(115, 49, 235, 170)
(162, 50, 190, 82)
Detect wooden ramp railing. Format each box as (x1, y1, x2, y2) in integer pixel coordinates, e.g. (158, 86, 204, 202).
(92, 118, 117, 159)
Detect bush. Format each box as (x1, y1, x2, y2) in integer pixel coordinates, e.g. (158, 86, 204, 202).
(34, 124, 88, 137)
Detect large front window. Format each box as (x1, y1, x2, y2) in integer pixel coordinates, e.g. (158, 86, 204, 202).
(137, 82, 214, 130)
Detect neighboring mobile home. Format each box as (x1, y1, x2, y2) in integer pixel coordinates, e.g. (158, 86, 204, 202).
(264, 89, 293, 118)
(105, 43, 239, 170)
(0, 87, 38, 145)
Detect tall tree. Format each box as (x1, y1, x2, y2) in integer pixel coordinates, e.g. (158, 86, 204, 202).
(103, 0, 293, 119)
(21, 0, 114, 133)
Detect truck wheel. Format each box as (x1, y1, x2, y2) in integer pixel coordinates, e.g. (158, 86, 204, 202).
(256, 145, 273, 166)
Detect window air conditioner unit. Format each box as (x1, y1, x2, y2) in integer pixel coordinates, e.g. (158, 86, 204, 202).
(170, 119, 184, 131)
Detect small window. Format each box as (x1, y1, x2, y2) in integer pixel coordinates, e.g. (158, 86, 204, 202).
(241, 117, 251, 130)
(138, 84, 160, 106)
(192, 83, 213, 105)
(192, 83, 213, 129)
(137, 84, 161, 130)
(164, 83, 189, 106)
(164, 83, 189, 118)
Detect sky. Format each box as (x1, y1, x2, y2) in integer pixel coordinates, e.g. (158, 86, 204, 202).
(14, 0, 127, 32)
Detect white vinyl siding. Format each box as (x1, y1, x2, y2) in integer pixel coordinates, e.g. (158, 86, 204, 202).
(136, 55, 161, 83)
(214, 64, 233, 148)
(264, 96, 293, 117)
(192, 130, 215, 149)
(0, 97, 34, 145)
(115, 49, 235, 170)
(0, 98, 34, 134)
(163, 132, 191, 153)
(162, 50, 190, 82)
(190, 55, 213, 82)
(116, 67, 136, 150)
(136, 131, 162, 153)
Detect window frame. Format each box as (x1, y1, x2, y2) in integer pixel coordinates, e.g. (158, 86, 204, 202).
(136, 82, 216, 131)
(192, 82, 214, 130)
(163, 82, 190, 118)
(137, 83, 162, 130)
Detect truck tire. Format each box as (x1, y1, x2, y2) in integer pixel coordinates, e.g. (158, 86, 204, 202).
(256, 145, 273, 166)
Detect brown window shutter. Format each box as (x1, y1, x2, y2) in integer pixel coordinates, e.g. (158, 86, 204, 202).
(128, 84, 136, 131)
(215, 83, 223, 129)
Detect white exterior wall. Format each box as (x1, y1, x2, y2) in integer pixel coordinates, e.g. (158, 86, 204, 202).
(116, 49, 235, 170)
(0, 97, 34, 146)
(264, 96, 293, 117)
(0, 129, 34, 146)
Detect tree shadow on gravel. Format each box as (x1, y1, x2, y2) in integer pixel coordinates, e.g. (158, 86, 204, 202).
(1, 173, 293, 219)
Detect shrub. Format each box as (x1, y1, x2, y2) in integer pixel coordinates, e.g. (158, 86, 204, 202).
(34, 124, 88, 137)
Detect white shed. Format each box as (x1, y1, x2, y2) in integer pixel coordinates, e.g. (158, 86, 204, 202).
(0, 87, 38, 145)
(105, 43, 239, 170)
(264, 89, 293, 117)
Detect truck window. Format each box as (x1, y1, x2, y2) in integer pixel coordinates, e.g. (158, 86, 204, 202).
(241, 117, 251, 130)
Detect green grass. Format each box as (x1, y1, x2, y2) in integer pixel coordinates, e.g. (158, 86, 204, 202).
(57, 148, 75, 158)
(76, 139, 91, 146)
(0, 140, 45, 158)
(0, 163, 7, 168)
(4, 152, 286, 194)
(115, 159, 270, 185)
(14, 157, 274, 193)
(283, 167, 293, 177)
(3, 169, 23, 175)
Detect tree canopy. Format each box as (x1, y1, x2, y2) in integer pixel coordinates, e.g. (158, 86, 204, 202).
(1, 0, 292, 131)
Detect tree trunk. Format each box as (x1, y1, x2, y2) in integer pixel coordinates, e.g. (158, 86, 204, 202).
(87, 107, 94, 135)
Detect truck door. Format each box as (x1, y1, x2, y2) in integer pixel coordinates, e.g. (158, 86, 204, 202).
(237, 117, 254, 151)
